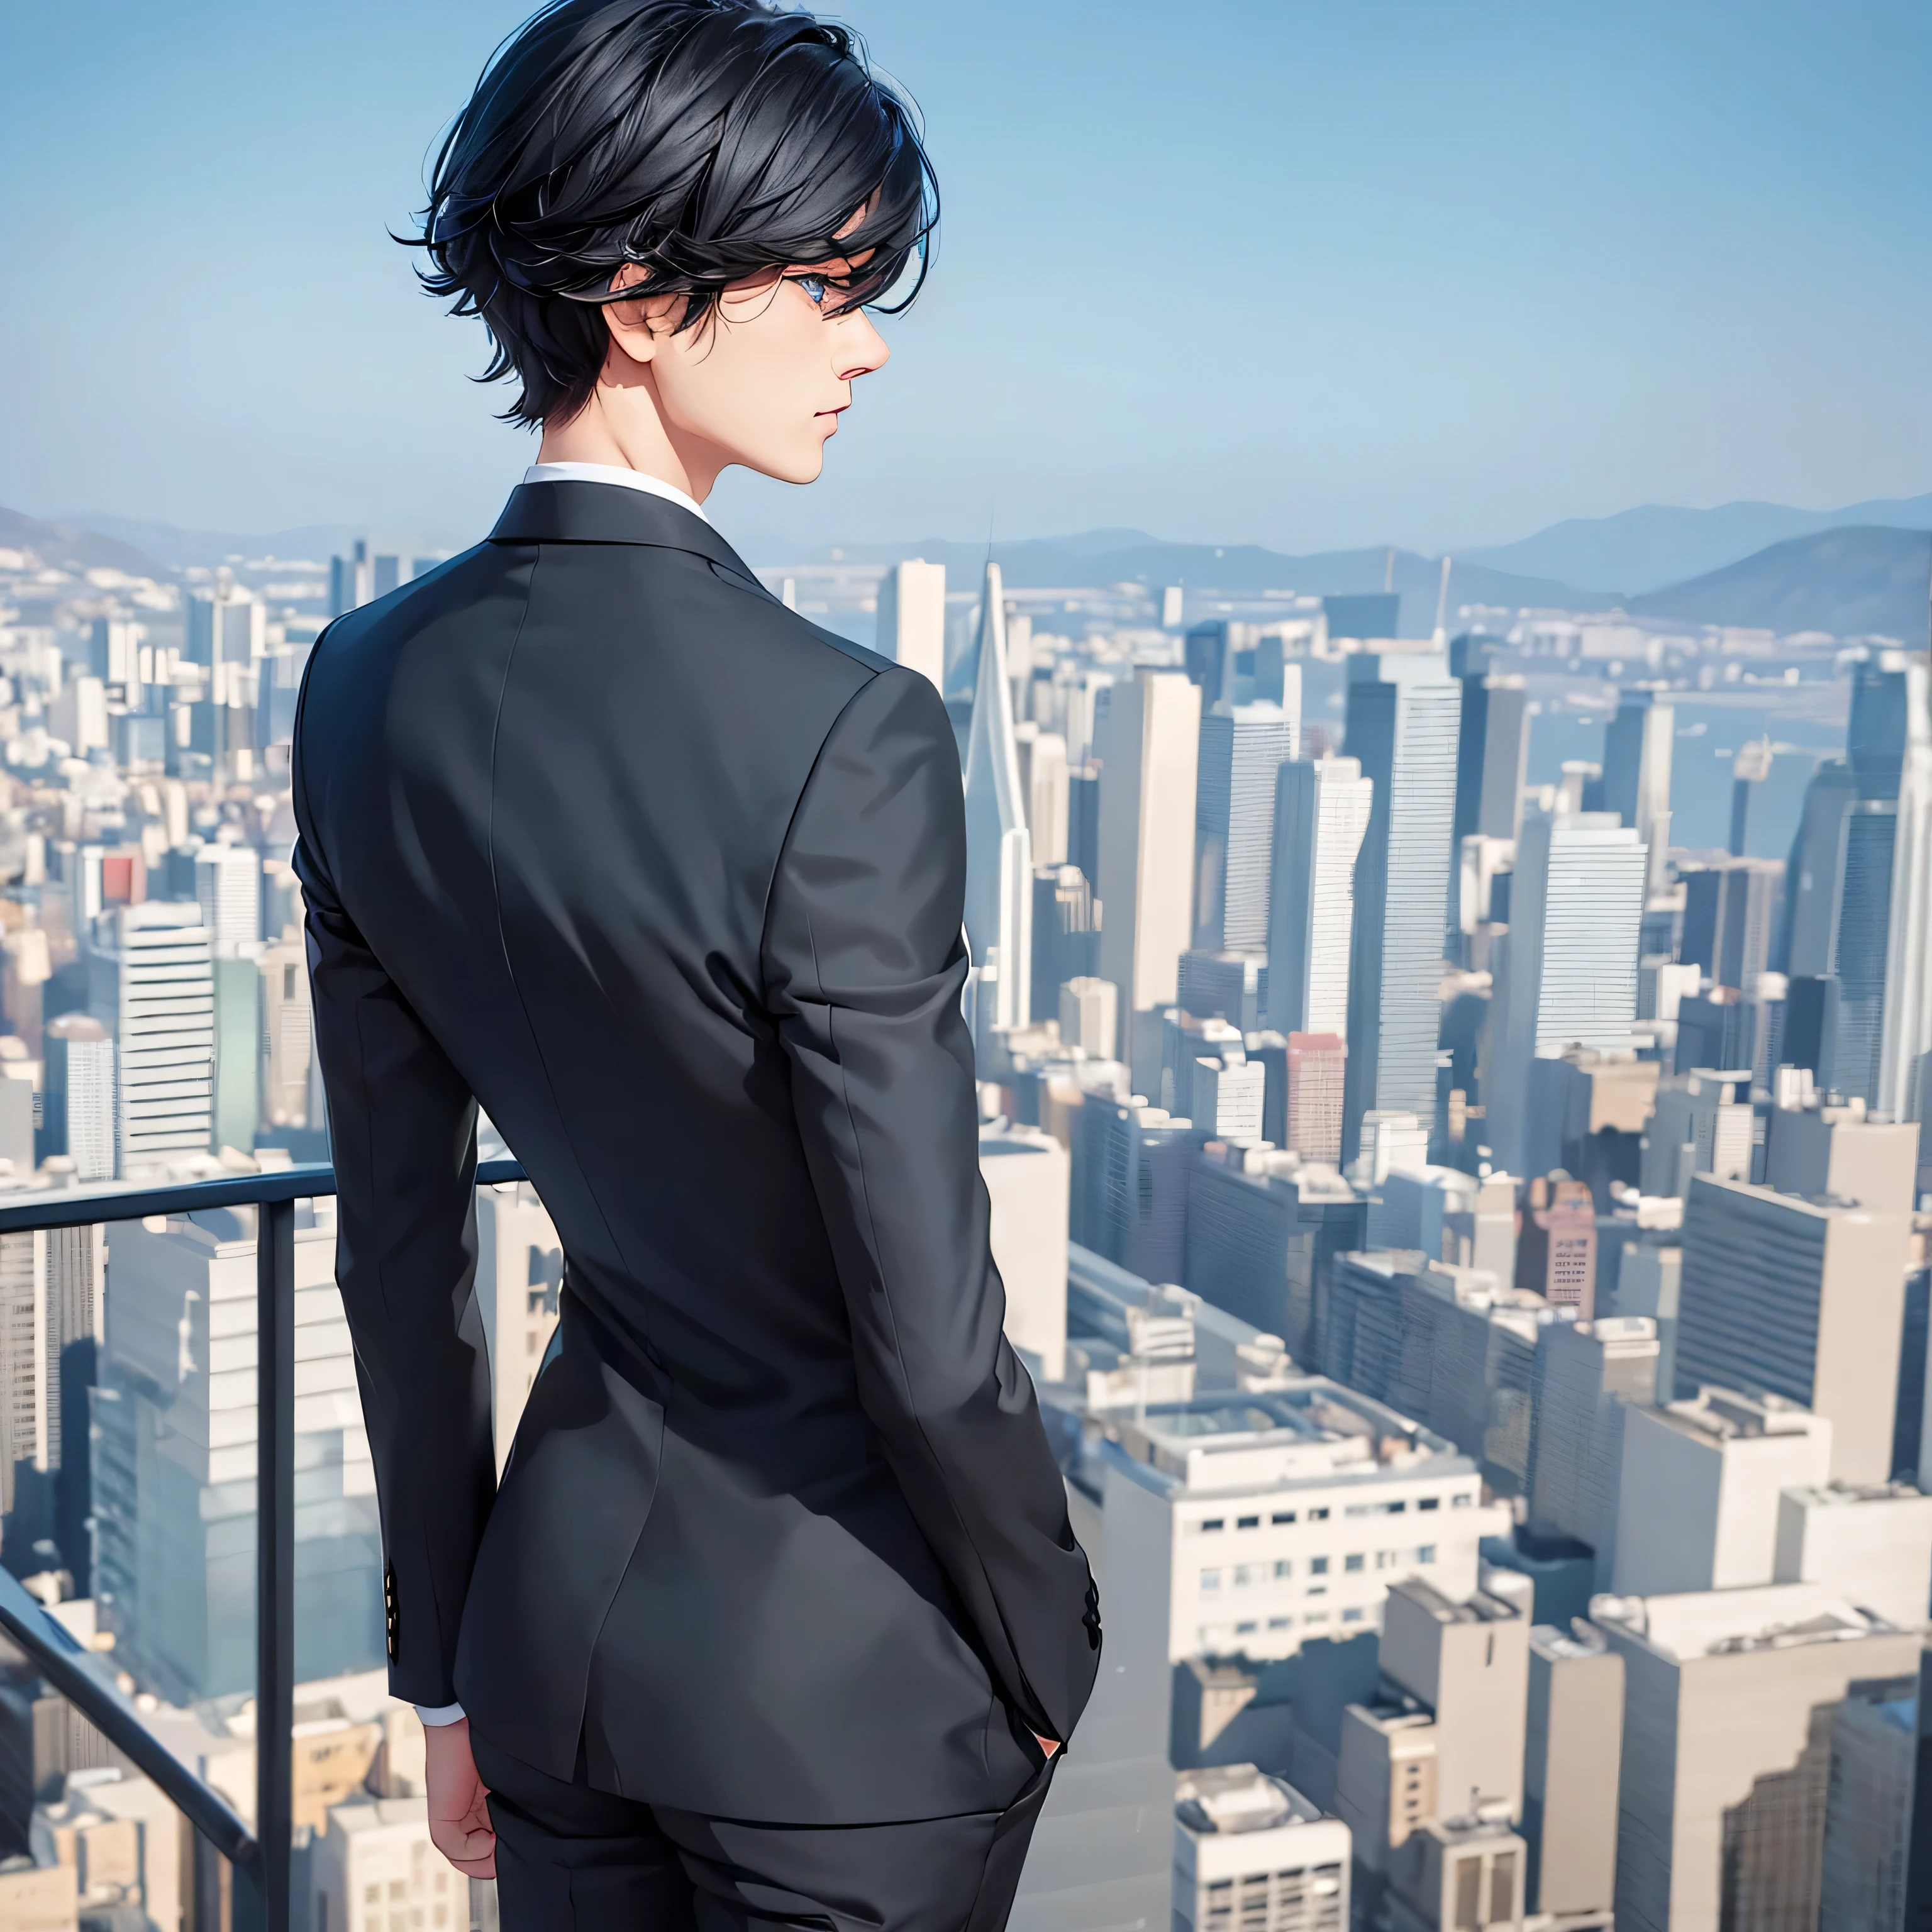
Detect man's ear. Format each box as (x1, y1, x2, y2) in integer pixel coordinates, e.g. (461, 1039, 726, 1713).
(602, 264, 679, 370)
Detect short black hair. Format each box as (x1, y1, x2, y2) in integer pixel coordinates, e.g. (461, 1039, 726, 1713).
(410, 0, 938, 426)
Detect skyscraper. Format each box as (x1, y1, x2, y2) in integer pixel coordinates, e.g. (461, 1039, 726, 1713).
(1599, 690, 1674, 899)
(1677, 1175, 1910, 1483)
(89, 901, 215, 1175)
(1592, 1584, 1919, 1932)
(1449, 636, 1530, 850)
(1265, 757, 1373, 1040)
(1340, 656, 1460, 1155)
(39, 1014, 113, 1182)
(1193, 701, 1298, 956)
(1031, 863, 1099, 1025)
(1679, 857, 1782, 994)
(1485, 811, 1646, 1179)
(1095, 670, 1202, 1092)
(1285, 1033, 1346, 1167)
(1783, 760, 1860, 977)
(92, 1203, 382, 1703)
(962, 562, 1033, 1038)
(1823, 801, 1896, 1103)
(1877, 709, 1932, 1121)
(874, 557, 946, 691)
(194, 842, 261, 957)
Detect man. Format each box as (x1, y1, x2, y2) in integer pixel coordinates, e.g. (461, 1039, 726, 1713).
(291, 3, 1099, 1926)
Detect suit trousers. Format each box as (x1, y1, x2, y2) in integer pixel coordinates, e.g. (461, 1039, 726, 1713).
(470, 1730, 1057, 1932)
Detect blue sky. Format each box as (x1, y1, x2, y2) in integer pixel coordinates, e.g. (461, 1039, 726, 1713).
(2, 0, 1927, 558)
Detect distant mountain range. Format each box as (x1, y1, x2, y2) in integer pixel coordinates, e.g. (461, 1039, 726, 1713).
(0, 506, 174, 580)
(1465, 491, 1932, 595)
(1628, 526, 1931, 643)
(10, 493, 1930, 645)
(48, 511, 363, 572)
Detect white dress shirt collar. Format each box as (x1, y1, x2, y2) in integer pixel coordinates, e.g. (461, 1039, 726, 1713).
(522, 461, 711, 527)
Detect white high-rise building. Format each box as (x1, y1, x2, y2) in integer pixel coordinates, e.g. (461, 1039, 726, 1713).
(195, 841, 261, 958)
(1486, 809, 1647, 1178)
(1339, 655, 1460, 1150)
(474, 1182, 562, 1477)
(1194, 701, 1298, 956)
(874, 557, 946, 691)
(1610, 1387, 1832, 1597)
(979, 1125, 1069, 1382)
(1192, 1055, 1266, 1143)
(1877, 672, 1932, 1121)
(1095, 670, 1202, 1092)
(962, 563, 1033, 1037)
(1024, 729, 1070, 867)
(1266, 757, 1373, 1040)
(91, 902, 215, 1175)
(1174, 1767, 1349, 1932)
(1059, 975, 1118, 1060)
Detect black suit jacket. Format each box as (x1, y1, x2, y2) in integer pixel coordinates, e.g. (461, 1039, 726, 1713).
(291, 480, 1099, 1824)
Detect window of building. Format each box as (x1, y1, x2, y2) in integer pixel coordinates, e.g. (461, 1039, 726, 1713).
(1272, 1509, 1296, 1524)
(1195, 1518, 1226, 1533)
(1236, 1620, 1257, 1635)
(1201, 1569, 1222, 1592)
(1417, 1544, 1436, 1563)
(1342, 1606, 1365, 1623)
(1452, 1494, 1474, 1508)
(1237, 1514, 1260, 1529)
(1491, 1853, 1516, 1923)
(1309, 1556, 1329, 1574)
(1454, 1857, 1481, 1931)
(1268, 1616, 1292, 1629)
(1306, 1610, 1330, 1623)
(1344, 1553, 1365, 1573)
(1418, 1496, 1440, 1512)
(1375, 1550, 1396, 1568)
(1233, 1564, 1257, 1588)
(1309, 1506, 1330, 1521)
(1274, 1559, 1293, 1579)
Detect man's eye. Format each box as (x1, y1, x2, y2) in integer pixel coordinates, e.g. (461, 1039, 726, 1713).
(796, 274, 829, 306)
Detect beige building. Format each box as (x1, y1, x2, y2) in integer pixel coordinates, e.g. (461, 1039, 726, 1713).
(313, 1796, 465, 1932)
(1386, 1817, 1526, 1932)
(1523, 1625, 1621, 1923)
(1676, 1174, 1910, 1482)
(979, 1125, 1070, 1382)
(1591, 1582, 1922, 1932)
(1173, 1766, 1348, 1932)
(0, 1859, 76, 1932)
(1772, 1480, 1932, 1631)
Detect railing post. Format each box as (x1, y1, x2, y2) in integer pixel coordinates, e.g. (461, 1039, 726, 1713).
(240, 1195, 297, 1932)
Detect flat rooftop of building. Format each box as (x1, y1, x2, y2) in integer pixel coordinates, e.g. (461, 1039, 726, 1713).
(1590, 1581, 1898, 1661)
(1174, 1765, 1322, 1836)
(1101, 1381, 1474, 1497)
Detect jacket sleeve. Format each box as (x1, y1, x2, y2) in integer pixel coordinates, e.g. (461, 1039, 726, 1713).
(291, 762, 497, 1711)
(761, 663, 1101, 1745)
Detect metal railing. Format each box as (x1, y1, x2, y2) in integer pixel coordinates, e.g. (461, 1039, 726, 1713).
(0, 1155, 525, 1932)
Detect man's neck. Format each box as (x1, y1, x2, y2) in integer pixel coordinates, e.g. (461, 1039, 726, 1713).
(536, 384, 714, 502)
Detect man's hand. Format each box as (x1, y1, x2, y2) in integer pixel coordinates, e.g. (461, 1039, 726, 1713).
(425, 1718, 497, 1879)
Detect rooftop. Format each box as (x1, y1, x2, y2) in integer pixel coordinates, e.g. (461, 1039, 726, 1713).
(1589, 1582, 1900, 1661)
(1175, 1765, 1319, 1836)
